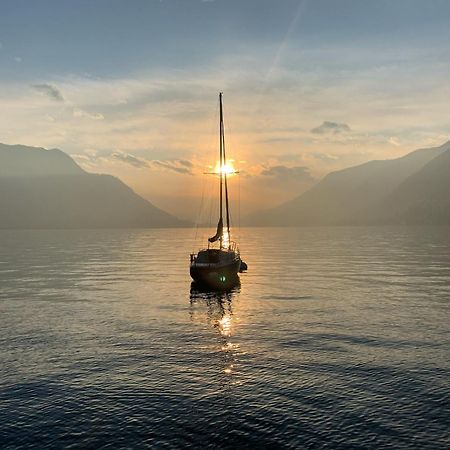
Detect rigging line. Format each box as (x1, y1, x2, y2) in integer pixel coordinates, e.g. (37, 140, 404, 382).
(207, 174, 216, 242)
(203, 91, 220, 246)
(193, 171, 207, 249)
(228, 177, 233, 238)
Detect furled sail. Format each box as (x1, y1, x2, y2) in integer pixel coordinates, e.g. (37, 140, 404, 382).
(208, 218, 223, 243)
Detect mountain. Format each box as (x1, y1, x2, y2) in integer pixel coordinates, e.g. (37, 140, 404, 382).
(0, 144, 84, 177)
(0, 143, 186, 229)
(246, 141, 450, 226)
(379, 146, 450, 224)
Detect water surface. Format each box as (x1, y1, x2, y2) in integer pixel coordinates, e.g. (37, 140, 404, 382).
(1, 227, 449, 449)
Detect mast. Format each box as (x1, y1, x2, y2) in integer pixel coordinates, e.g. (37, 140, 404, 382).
(221, 93, 231, 248)
(219, 93, 224, 248)
(208, 93, 230, 248)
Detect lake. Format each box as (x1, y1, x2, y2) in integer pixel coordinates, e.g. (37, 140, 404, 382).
(1, 227, 449, 449)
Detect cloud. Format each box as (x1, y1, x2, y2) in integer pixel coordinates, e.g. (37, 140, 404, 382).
(177, 159, 193, 168)
(311, 121, 351, 134)
(76, 149, 194, 174)
(151, 159, 193, 174)
(32, 84, 104, 119)
(112, 151, 149, 168)
(32, 83, 65, 102)
(388, 136, 401, 146)
(260, 165, 314, 182)
(310, 152, 339, 162)
(113, 153, 193, 174)
(73, 108, 104, 120)
(260, 136, 301, 144)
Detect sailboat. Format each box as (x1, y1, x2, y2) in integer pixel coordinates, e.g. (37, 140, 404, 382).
(190, 93, 247, 289)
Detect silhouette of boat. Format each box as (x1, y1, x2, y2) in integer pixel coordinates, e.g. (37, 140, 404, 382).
(190, 93, 247, 290)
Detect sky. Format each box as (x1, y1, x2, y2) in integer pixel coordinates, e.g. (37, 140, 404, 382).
(1, 0, 450, 220)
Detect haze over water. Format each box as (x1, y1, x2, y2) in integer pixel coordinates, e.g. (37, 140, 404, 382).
(1, 227, 449, 449)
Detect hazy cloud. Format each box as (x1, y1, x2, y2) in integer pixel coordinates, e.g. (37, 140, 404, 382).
(311, 121, 351, 134)
(78, 149, 194, 174)
(151, 159, 193, 174)
(388, 136, 401, 147)
(260, 136, 300, 144)
(176, 159, 193, 168)
(260, 165, 314, 182)
(112, 151, 149, 168)
(73, 108, 104, 120)
(32, 83, 64, 102)
(310, 152, 339, 162)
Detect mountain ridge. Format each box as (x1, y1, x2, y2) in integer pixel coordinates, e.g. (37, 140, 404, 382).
(0, 144, 84, 177)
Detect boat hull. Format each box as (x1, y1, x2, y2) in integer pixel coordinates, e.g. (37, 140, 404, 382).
(190, 259, 241, 290)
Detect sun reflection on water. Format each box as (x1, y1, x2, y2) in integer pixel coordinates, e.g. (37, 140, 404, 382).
(189, 282, 240, 378)
(217, 314, 232, 337)
(222, 230, 230, 249)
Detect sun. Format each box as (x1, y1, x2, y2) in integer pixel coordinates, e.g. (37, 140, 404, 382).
(214, 160, 237, 175)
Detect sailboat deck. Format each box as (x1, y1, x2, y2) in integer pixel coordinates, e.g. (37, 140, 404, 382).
(191, 248, 240, 267)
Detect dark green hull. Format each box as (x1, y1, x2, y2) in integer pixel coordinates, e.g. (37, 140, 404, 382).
(190, 259, 241, 290)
